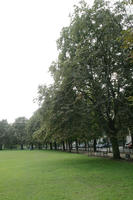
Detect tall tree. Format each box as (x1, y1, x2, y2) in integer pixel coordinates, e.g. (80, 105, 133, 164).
(0, 120, 9, 150)
(13, 117, 28, 150)
(26, 109, 41, 149)
(53, 0, 133, 158)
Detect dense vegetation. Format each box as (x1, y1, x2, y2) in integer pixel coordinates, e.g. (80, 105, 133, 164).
(0, 0, 133, 159)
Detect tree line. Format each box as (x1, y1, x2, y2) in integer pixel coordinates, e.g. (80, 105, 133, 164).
(0, 0, 133, 159)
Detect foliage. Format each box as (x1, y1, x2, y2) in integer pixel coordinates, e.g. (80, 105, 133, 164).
(46, 0, 133, 158)
(0, 120, 9, 149)
(121, 29, 133, 62)
(12, 117, 28, 149)
(29, 0, 133, 158)
(26, 109, 41, 146)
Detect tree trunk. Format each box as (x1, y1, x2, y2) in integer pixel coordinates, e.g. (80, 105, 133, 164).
(76, 139, 79, 153)
(131, 134, 133, 146)
(0, 144, 2, 150)
(62, 141, 65, 151)
(110, 136, 120, 159)
(20, 144, 23, 150)
(85, 141, 87, 151)
(109, 119, 121, 159)
(68, 141, 72, 152)
(54, 142, 57, 150)
(38, 143, 42, 149)
(66, 140, 68, 151)
(50, 143, 53, 150)
(31, 143, 34, 150)
(45, 143, 48, 150)
(88, 142, 90, 152)
(93, 139, 96, 152)
(122, 137, 125, 153)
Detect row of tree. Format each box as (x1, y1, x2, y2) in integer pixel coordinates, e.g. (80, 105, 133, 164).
(0, 0, 132, 159)
(0, 118, 27, 150)
(29, 0, 133, 159)
(0, 116, 45, 150)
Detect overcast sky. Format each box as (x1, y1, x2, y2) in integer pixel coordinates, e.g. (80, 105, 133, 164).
(0, 0, 94, 123)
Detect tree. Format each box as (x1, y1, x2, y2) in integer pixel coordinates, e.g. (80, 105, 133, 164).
(4, 124, 17, 149)
(121, 29, 133, 62)
(31, 0, 133, 159)
(36, 63, 102, 153)
(53, 0, 133, 158)
(0, 120, 9, 150)
(13, 117, 28, 150)
(120, 0, 133, 62)
(26, 110, 41, 149)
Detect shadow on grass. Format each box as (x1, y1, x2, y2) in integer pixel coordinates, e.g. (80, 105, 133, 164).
(41, 150, 133, 175)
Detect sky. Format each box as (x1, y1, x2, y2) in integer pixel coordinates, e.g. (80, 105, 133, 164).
(0, 0, 94, 123)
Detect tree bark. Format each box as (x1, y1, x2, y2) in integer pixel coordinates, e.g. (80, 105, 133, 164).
(66, 140, 68, 151)
(85, 141, 87, 151)
(20, 144, 23, 150)
(88, 142, 90, 152)
(131, 134, 133, 146)
(50, 143, 53, 150)
(38, 143, 42, 149)
(109, 119, 121, 159)
(110, 136, 120, 159)
(68, 141, 72, 152)
(76, 139, 79, 153)
(54, 142, 57, 150)
(0, 144, 2, 150)
(31, 143, 34, 150)
(93, 139, 96, 152)
(122, 137, 125, 152)
(62, 141, 65, 151)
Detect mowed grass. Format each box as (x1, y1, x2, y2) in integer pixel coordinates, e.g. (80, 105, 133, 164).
(0, 151, 133, 200)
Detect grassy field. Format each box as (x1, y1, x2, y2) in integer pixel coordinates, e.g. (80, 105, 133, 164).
(0, 150, 133, 200)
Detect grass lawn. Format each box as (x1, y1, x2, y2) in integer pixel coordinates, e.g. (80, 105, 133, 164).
(0, 150, 133, 200)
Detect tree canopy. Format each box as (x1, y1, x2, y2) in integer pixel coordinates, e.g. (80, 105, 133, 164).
(0, 0, 132, 159)
(32, 0, 133, 159)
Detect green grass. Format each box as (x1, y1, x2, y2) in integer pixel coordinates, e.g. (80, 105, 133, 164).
(0, 150, 133, 200)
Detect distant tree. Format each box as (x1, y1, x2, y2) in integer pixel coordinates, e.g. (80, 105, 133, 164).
(26, 110, 41, 149)
(34, 85, 56, 150)
(13, 117, 28, 150)
(4, 124, 17, 149)
(0, 120, 9, 150)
